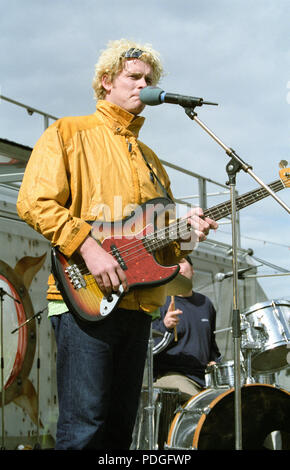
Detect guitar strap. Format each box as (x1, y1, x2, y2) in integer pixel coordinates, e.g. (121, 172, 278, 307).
(138, 145, 174, 203)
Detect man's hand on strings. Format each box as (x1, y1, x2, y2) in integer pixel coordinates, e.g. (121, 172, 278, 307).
(182, 207, 218, 243)
(78, 236, 128, 297)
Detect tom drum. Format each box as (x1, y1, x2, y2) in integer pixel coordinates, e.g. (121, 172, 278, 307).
(243, 300, 290, 373)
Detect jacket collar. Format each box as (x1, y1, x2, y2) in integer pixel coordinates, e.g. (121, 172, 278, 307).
(96, 100, 145, 138)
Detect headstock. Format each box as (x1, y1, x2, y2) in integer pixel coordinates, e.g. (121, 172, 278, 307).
(279, 160, 290, 188)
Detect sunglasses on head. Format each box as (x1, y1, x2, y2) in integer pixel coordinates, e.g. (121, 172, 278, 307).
(123, 48, 144, 59)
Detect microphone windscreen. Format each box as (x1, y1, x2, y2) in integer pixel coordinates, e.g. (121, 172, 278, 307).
(139, 86, 163, 105)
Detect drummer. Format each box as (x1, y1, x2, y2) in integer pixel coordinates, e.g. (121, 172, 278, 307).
(152, 256, 222, 402)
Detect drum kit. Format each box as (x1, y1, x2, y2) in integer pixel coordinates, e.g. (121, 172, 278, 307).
(132, 298, 290, 450)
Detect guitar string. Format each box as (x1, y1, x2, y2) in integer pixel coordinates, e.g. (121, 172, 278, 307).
(79, 220, 191, 277)
(76, 179, 283, 276)
(114, 179, 283, 259)
(119, 180, 283, 258)
(91, 179, 283, 265)
(82, 181, 285, 286)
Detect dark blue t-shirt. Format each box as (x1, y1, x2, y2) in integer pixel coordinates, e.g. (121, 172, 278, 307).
(152, 292, 221, 387)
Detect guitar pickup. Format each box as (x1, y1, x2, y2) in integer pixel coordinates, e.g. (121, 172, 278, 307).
(65, 264, 87, 290)
(111, 244, 127, 270)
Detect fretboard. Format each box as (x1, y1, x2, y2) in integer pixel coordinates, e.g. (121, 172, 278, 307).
(204, 178, 284, 221)
(144, 178, 284, 252)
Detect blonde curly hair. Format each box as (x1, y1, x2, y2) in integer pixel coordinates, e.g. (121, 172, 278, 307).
(92, 39, 164, 100)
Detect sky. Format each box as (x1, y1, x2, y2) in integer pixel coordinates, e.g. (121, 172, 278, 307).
(0, 0, 289, 300)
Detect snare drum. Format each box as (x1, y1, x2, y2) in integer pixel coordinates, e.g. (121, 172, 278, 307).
(0, 260, 36, 405)
(167, 384, 290, 450)
(243, 300, 290, 373)
(205, 360, 246, 388)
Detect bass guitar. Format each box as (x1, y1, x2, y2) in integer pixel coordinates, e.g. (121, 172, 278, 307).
(51, 163, 290, 322)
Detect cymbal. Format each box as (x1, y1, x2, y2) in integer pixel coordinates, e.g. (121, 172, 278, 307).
(166, 274, 192, 295)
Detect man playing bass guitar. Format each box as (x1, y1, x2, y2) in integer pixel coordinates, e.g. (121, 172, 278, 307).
(17, 39, 217, 450)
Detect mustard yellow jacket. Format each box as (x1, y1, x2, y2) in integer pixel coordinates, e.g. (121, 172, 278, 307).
(17, 100, 183, 312)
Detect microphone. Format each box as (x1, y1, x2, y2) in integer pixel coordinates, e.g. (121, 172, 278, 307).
(215, 266, 255, 282)
(140, 86, 218, 108)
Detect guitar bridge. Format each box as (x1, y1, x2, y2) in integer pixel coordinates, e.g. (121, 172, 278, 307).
(65, 264, 87, 290)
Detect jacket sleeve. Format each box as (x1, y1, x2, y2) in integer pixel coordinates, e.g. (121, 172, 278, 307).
(16, 124, 91, 257)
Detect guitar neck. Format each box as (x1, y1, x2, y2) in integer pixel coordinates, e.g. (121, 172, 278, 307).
(204, 178, 284, 222)
(144, 178, 284, 252)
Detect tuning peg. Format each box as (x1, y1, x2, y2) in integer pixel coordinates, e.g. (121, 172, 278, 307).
(279, 160, 288, 168)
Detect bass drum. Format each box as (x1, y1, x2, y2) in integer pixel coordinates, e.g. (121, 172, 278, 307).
(167, 384, 290, 450)
(0, 260, 36, 405)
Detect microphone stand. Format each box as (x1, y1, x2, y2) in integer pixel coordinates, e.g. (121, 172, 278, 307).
(184, 107, 290, 215)
(226, 157, 243, 450)
(183, 105, 290, 450)
(11, 306, 47, 449)
(146, 325, 155, 450)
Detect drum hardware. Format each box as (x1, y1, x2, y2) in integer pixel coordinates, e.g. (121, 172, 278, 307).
(140, 325, 183, 450)
(132, 387, 183, 450)
(214, 326, 232, 334)
(164, 444, 195, 450)
(176, 406, 205, 417)
(11, 306, 47, 450)
(153, 401, 162, 449)
(132, 322, 183, 450)
(144, 324, 156, 450)
(194, 406, 211, 416)
(240, 315, 263, 349)
(243, 350, 257, 385)
(272, 301, 289, 342)
(0, 286, 20, 450)
(240, 316, 262, 384)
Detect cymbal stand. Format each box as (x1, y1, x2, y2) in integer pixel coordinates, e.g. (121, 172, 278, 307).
(145, 324, 155, 450)
(240, 316, 260, 384)
(0, 287, 20, 450)
(11, 306, 47, 449)
(183, 105, 290, 450)
(35, 312, 42, 449)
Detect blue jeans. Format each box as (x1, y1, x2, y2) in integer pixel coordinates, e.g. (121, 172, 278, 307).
(50, 308, 151, 450)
